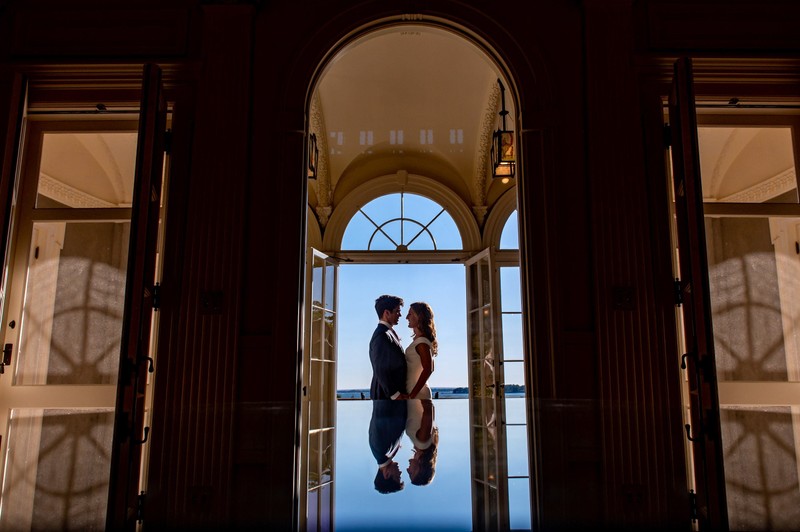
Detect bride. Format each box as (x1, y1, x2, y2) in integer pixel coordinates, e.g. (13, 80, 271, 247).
(403, 302, 438, 399)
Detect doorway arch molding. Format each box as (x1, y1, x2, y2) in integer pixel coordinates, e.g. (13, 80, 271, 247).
(273, 3, 555, 133)
(261, 3, 562, 529)
(322, 172, 482, 252)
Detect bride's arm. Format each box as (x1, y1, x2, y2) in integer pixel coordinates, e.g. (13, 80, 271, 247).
(408, 342, 433, 399)
(416, 399, 434, 442)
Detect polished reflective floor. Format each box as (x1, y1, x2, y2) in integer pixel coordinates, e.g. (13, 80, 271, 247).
(335, 398, 531, 531)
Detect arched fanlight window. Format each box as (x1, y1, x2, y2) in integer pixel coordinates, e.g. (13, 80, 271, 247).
(499, 210, 519, 249)
(342, 192, 462, 250)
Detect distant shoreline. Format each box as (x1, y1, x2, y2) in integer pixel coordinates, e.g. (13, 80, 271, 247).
(336, 385, 525, 400)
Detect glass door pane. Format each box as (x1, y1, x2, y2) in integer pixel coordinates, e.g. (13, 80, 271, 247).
(703, 214, 800, 529)
(2, 408, 115, 529)
(499, 263, 530, 531)
(16, 221, 129, 386)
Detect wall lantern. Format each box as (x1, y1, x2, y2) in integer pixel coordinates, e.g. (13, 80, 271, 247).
(491, 79, 515, 180)
(307, 133, 319, 180)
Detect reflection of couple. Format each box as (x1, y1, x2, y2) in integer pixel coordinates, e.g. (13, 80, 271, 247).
(369, 399, 438, 494)
(368, 294, 439, 493)
(369, 295, 437, 401)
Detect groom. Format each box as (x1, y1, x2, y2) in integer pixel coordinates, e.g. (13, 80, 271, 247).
(369, 294, 407, 400)
(368, 398, 407, 494)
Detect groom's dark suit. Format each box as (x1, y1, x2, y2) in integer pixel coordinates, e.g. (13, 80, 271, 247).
(369, 323, 407, 400)
(368, 399, 407, 465)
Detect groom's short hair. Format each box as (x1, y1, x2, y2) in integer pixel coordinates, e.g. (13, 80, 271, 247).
(375, 295, 403, 318)
(374, 469, 404, 494)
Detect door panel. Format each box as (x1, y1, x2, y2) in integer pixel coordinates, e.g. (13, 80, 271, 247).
(466, 248, 509, 531)
(668, 56, 728, 530)
(106, 63, 167, 530)
(0, 64, 167, 531)
(669, 57, 800, 530)
(0, 121, 138, 530)
(300, 248, 338, 532)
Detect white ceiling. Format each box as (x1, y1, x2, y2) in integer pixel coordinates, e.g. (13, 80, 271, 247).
(698, 126, 796, 201)
(40, 132, 136, 207)
(312, 24, 510, 207)
(33, 34, 799, 214)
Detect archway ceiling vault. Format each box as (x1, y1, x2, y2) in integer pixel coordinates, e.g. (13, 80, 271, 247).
(40, 132, 137, 207)
(313, 25, 506, 211)
(698, 126, 795, 201)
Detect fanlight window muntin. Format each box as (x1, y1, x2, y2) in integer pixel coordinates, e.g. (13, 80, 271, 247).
(342, 192, 462, 251)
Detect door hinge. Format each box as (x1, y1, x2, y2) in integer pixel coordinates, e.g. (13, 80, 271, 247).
(164, 129, 173, 154)
(137, 490, 146, 523)
(663, 123, 672, 148)
(673, 278, 683, 306)
(0, 343, 12, 374)
(152, 282, 161, 311)
(688, 489, 698, 522)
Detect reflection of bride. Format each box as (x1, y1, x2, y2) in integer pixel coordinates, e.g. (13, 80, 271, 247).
(406, 399, 438, 486)
(404, 302, 438, 399)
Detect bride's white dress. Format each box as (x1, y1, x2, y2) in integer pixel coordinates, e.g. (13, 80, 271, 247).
(405, 399, 434, 450)
(405, 337, 434, 399)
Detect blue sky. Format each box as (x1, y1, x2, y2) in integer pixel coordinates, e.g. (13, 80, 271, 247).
(337, 263, 467, 388)
(333, 194, 520, 390)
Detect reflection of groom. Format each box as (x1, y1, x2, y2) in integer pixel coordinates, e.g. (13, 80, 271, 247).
(369, 295, 407, 400)
(369, 399, 407, 494)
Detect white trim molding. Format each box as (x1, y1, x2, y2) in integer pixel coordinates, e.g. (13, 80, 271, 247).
(309, 92, 332, 226)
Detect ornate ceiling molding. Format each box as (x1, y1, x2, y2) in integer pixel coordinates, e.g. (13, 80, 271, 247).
(718, 167, 797, 203)
(309, 92, 332, 226)
(473, 81, 499, 210)
(38, 173, 117, 208)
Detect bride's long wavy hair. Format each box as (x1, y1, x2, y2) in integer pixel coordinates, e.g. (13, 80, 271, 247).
(410, 302, 438, 356)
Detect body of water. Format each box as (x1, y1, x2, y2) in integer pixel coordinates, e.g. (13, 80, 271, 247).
(334, 397, 531, 531)
(337, 387, 525, 400)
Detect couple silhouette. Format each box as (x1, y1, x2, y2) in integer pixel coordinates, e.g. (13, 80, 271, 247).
(368, 294, 439, 493)
(369, 295, 437, 401)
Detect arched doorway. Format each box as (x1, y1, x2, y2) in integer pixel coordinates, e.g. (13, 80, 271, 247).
(299, 21, 532, 530)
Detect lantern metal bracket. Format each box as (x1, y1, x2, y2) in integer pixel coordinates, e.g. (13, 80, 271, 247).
(491, 79, 515, 179)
